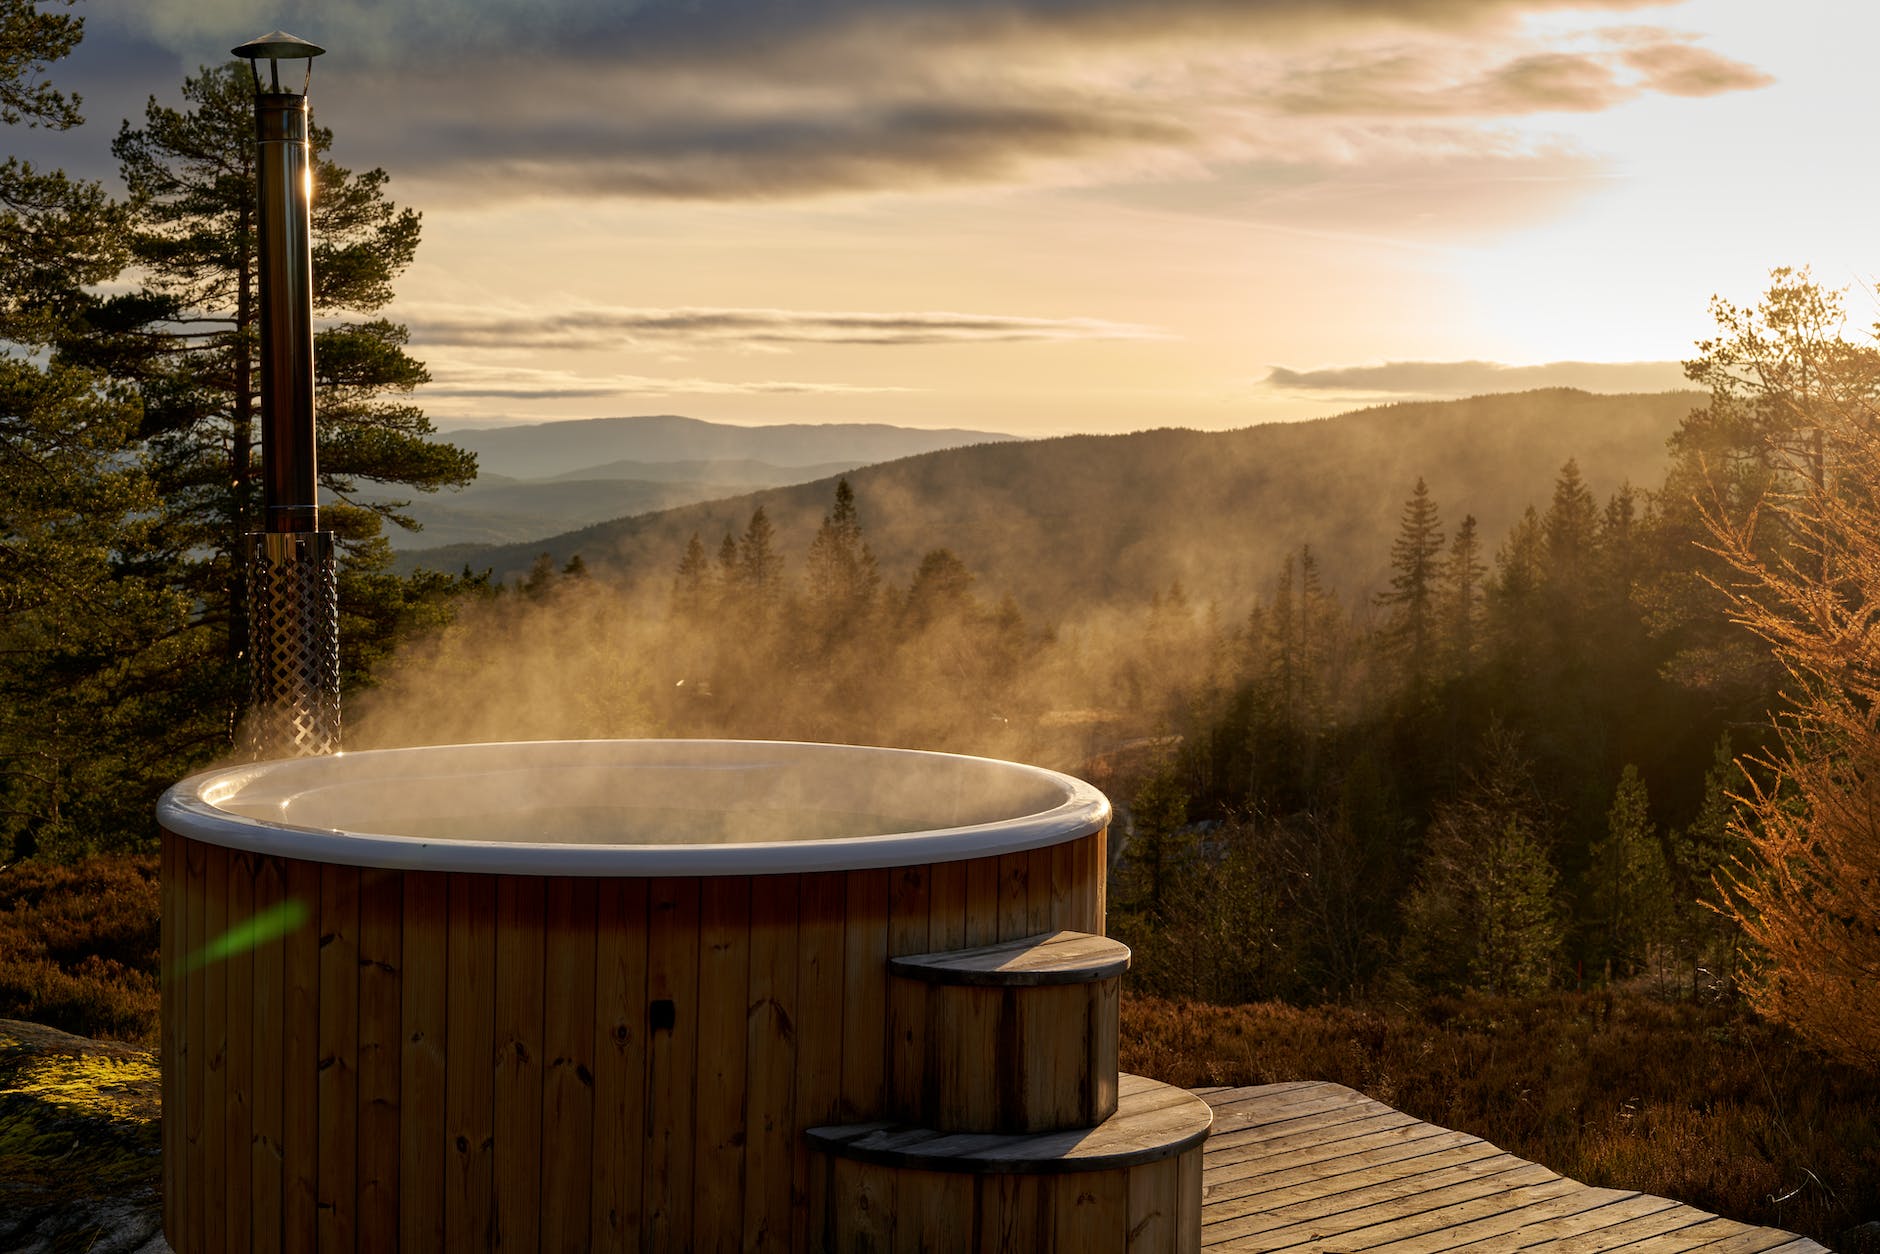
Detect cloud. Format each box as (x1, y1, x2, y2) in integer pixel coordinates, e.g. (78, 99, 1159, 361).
(1264, 359, 1690, 397)
(69, 0, 1767, 206)
(423, 362, 913, 400)
(403, 305, 1170, 351)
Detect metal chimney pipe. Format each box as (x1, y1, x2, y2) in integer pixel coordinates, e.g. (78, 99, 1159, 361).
(233, 31, 340, 758)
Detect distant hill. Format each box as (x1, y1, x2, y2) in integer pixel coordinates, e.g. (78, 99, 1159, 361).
(391, 459, 869, 549)
(403, 390, 1702, 612)
(437, 414, 1016, 481)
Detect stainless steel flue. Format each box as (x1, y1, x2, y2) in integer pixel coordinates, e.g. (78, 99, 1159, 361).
(234, 31, 339, 757)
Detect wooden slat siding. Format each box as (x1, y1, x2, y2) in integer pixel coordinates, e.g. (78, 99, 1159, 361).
(833, 1156, 896, 1252)
(591, 879, 648, 1253)
(805, 1149, 833, 1254)
(492, 875, 545, 1254)
(399, 871, 448, 1254)
(225, 852, 255, 1254)
(1127, 1158, 1178, 1253)
(893, 1167, 973, 1254)
(184, 837, 204, 1254)
(251, 855, 287, 1254)
(356, 868, 402, 1254)
(695, 875, 751, 1254)
(1176, 1148, 1202, 1253)
(929, 859, 968, 952)
(792, 872, 846, 1254)
(996, 852, 1030, 941)
(1050, 840, 1075, 932)
(281, 856, 322, 1254)
(979, 1174, 1052, 1254)
(159, 832, 180, 1251)
(446, 873, 498, 1252)
(886, 865, 930, 1132)
(204, 841, 228, 1254)
(318, 863, 361, 1254)
(543, 878, 599, 1254)
(964, 856, 1002, 946)
(1026, 846, 1055, 936)
(840, 868, 890, 1122)
(643, 877, 700, 1252)
(744, 874, 800, 1252)
(1094, 829, 1109, 932)
(1057, 1169, 1128, 1254)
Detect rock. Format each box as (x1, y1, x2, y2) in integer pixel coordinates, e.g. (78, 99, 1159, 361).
(0, 1018, 165, 1254)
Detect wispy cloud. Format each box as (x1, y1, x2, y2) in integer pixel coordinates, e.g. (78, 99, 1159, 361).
(403, 304, 1171, 351)
(423, 362, 914, 400)
(1264, 358, 1690, 397)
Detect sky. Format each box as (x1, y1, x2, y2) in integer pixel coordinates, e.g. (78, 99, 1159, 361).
(16, 0, 1876, 435)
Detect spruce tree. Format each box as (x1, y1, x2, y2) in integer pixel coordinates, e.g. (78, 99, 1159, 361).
(1377, 477, 1444, 697)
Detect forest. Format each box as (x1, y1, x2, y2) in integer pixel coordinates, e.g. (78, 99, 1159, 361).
(4, 3, 1879, 1246)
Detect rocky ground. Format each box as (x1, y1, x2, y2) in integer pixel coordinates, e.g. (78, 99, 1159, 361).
(0, 1018, 168, 1253)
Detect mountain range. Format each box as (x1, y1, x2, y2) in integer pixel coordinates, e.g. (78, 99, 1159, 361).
(399, 390, 1703, 613)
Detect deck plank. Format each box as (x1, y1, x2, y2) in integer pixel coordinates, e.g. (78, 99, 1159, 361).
(1195, 1085, 1827, 1254)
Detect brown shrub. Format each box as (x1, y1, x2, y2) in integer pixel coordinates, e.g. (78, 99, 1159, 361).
(0, 857, 159, 1043)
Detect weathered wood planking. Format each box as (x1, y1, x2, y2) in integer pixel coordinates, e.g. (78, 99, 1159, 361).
(161, 828, 1106, 1253)
(1194, 1084, 1830, 1254)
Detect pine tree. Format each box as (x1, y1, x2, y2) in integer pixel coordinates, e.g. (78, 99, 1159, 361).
(671, 532, 710, 620)
(804, 478, 879, 637)
(737, 505, 783, 600)
(1586, 765, 1673, 980)
(1377, 477, 1444, 697)
(1441, 513, 1485, 678)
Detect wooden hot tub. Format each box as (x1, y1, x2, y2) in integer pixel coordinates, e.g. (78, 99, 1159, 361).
(157, 739, 1112, 1253)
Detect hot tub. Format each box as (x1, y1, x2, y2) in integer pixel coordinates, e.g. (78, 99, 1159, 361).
(158, 739, 1111, 1254)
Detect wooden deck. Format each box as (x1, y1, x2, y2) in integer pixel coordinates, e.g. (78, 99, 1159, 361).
(1194, 1083, 1829, 1254)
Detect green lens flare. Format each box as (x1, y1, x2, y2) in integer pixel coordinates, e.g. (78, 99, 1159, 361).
(177, 898, 311, 976)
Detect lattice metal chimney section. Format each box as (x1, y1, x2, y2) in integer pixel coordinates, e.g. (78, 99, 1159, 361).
(233, 31, 340, 758)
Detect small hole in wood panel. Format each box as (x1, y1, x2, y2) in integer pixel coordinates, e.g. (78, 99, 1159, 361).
(649, 999, 676, 1032)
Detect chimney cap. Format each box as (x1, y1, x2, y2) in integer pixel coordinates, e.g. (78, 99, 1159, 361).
(231, 31, 325, 60)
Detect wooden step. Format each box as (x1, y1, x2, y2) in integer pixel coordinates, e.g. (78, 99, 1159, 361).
(889, 930, 1128, 1133)
(807, 1074, 1209, 1254)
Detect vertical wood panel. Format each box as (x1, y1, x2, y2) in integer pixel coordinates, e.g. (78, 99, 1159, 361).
(792, 872, 845, 1254)
(159, 833, 180, 1251)
(251, 856, 286, 1254)
(203, 842, 228, 1254)
(886, 866, 931, 1131)
(978, 1174, 1051, 1254)
(1026, 846, 1054, 936)
(833, 1157, 895, 1252)
(184, 838, 204, 1254)
(543, 878, 598, 1254)
(1125, 1159, 1177, 1254)
(1056, 1171, 1127, 1254)
(357, 868, 403, 1254)
(643, 877, 700, 1251)
(928, 860, 968, 952)
(695, 876, 751, 1254)
(591, 879, 648, 1253)
(839, 869, 889, 1122)
(893, 1169, 972, 1254)
(1050, 840, 1075, 932)
(1094, 829, 1109, 934)
(1176, 1146, 1202, 1253)
(446, 874, 497, 1252)
(743, 875, 799, 1252)
(282, 857, 321, 1254)
(996, 852, 1030, 941)
(318, 863, 360, 1254)
(225, 852, 255, 1254)
(492, 876, 545, 1254)
(400, 872, 449, 1254)
(964, 856, 1001, 946)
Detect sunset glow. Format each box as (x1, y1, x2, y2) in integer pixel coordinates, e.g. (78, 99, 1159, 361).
(33, 0, 1867, 434)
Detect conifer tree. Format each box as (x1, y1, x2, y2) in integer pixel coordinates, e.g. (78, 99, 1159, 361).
(805, 478, 879, 636)
(1441, 513, 1485, 678)
(1586, 765, 1673, 980)
(1377, 477, 1444, 697)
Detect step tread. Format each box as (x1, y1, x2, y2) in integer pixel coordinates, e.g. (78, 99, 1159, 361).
(808, 1072, 1210, 1174)
(889, 929, 1130, 986)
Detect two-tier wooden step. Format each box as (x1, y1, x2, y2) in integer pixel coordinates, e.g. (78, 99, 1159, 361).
(888, 929, 1130, 1132)
(808, 1072, 1212, 1254)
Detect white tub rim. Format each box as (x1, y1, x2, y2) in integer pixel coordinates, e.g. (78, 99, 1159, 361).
(157, 738, 1111, 876)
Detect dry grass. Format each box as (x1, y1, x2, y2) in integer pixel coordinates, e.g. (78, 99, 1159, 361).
(0, 857, 159, 1044)
(1122, 989, 1880, 1247)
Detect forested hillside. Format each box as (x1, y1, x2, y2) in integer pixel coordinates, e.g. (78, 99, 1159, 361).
(403, 388, 1698, 613)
